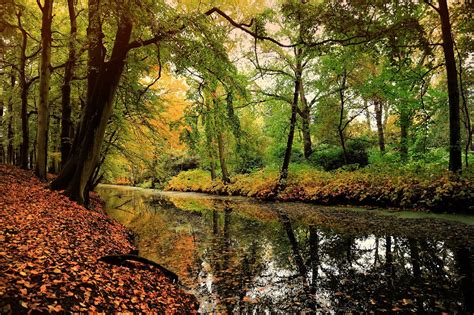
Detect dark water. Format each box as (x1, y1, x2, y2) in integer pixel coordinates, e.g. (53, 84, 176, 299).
(96, 185, 474, 314)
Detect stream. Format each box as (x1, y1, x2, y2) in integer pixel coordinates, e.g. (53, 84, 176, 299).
(96, 184, 474, 314)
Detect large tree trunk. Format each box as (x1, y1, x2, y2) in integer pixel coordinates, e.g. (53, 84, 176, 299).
(436, 0, 462, 173)
(60, 0, 77, 167)
(374, 99, 386, 153)
(51, 11, 133, 204)
(35, 0, 54, 179)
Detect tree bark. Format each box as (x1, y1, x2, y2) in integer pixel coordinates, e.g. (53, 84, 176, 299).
(374, 99, 386, 153)
(217, 131, 230, 184)
(35, 0, 54, 179)
(279, 51, 302, 188)
(7, 72, 15, 165)
(338, 70, 348, 164)
(60, 0, 77, 167)
(435, 0, 462, 173)
(365, 99, 371, 130)
(51, 9, 133, 204)
(17, 12, 29, 169)
(0, 84, 3, 164)
(299, 83, 312, 159)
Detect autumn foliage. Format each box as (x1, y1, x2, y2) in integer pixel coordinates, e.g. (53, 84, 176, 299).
(0, 165, 197, 313)
(167, 168, 474, 213)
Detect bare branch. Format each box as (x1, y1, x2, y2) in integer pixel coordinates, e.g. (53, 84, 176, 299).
(206, 7, 297, 48)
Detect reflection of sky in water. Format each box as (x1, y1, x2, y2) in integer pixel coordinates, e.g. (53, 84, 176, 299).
(96, 185, 474, 314)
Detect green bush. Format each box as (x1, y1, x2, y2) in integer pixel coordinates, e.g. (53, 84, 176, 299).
(234, 151, 265, 174)
(309, 139, 369, 171)
(270, 144, 305, 164)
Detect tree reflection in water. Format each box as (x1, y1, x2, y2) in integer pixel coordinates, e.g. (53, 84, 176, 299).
(97, 185, 474, 314)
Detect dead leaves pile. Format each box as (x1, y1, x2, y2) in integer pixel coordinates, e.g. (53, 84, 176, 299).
(0, 165, 198, 313)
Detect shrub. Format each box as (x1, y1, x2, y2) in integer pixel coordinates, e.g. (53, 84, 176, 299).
(309, 138, 369, 171)
(234, 151, 265, 174)
(270, 144, 305, 164)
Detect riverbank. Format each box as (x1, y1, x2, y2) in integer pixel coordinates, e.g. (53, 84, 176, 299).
(0, 165, 197, 313)
(167, 168, 474, 213)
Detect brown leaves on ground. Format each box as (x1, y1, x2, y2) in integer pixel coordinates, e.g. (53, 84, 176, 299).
(0, 165, 198, 314)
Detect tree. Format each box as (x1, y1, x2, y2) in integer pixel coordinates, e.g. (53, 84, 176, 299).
(425, 0, 462, 173)
(60, 0, 78, 167)
(35, 0, 54, 179)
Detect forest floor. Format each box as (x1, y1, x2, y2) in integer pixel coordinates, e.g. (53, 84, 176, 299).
(0, 165, 198, 313)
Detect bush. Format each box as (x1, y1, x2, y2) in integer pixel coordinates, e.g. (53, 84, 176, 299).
(310, 139, 369, 171)
(270, 144, 305, 164)
(234, 151, 265, 174)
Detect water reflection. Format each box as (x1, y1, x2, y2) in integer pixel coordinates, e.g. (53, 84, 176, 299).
(96, 185, 474, 313)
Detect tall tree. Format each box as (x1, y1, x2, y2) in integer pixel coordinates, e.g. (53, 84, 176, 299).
(35, 0, 54, 179)
(60, 0, 78, 167)
(425, 0, 462, 173)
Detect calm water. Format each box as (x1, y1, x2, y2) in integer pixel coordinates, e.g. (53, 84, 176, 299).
(96, 185, 474, 314)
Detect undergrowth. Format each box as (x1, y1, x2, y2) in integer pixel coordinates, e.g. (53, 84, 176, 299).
(167, 166, 474, 213)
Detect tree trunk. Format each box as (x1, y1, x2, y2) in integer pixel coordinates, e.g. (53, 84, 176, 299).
(217, 131, 230, 184)
(60, 0, 77, 167)
(338, 70, 348, 164)
(279, 52, 302, 187)
(400, 109, 409, 161)
(35, 0, 54, 179)
(17, 13, 29, 169)
(299, 84, 312, 159)
(365, 99, 371, 130)
(436, 0, 462, 173)
(51, 12, 132, 204)
(374, 99, 386, 153)
(7, 72, 15, 165)
(0, 86, 3, 164)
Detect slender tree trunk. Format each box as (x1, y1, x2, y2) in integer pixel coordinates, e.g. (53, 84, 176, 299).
(7, 72, 15, 165)
(35, 0, 54, 179)
(435, 0, 462, 173)
(374, 99, 386, 153)
(217, 131, 230, 184)
(365, 99, 371, 131)
(338, 70, 348, 164)
(279, 55, 302, 187)
(299, 84, 312, 159)
(60, 0, 77, 167)
(0, 54, 3, 164)
(17, 12, 29, 169)
(400, 109, 410, 161)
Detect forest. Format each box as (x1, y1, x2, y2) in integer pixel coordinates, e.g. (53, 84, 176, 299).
(0, 0, 473, 207)
(0, 0, 474, 313)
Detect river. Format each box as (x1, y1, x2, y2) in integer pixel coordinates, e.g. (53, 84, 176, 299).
(96, 184, 474, 313)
